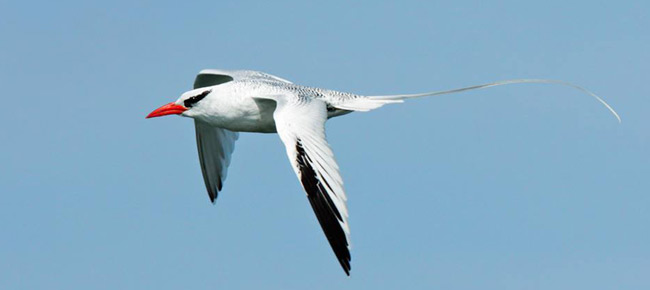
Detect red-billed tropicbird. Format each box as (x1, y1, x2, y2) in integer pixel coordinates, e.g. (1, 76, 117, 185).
(146, 69, 620, 275)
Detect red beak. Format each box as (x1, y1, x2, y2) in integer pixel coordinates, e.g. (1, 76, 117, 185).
(146, 102, 188, 118)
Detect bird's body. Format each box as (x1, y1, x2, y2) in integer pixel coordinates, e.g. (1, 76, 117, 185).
(183, 77, 356, 133)
(185, 79, 281, 132)
(147, 69, 620, 276)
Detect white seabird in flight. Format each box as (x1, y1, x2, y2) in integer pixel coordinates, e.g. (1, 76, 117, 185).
(146, 69, 620, 275)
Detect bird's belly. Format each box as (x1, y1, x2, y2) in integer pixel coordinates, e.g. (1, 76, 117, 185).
(220, 113, 277, 133)
(201, 97, 278, 133)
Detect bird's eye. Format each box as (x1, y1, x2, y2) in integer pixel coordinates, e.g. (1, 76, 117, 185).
(184, 90, 211, 108)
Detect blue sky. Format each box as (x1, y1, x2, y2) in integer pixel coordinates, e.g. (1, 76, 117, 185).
(1, 1, 649, 289)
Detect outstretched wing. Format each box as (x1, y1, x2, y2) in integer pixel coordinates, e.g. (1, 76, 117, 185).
(193, 72, 239, 203)
(194, 120, 239, 203)
(263, 95, 351, 275)
(196, 69, 292, 85)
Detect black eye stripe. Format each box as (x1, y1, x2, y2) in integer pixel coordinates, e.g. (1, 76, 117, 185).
(184, 90, 211, 108)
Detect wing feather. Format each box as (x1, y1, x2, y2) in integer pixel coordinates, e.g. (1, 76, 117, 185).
(270, 96, 351, 275)
(197, 69, 293, 84)
(195, 121, 239, 203)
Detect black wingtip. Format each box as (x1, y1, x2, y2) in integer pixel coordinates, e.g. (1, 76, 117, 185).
(336, 254, 351, 276)
(206, 184, 219, 204)
(206, 190, 217, 204)
(209, 181, 222, 204)
(342, 262, 351, 276)
(295, 139, 352, 276)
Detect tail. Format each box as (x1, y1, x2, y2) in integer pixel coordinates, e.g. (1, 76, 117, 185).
(337, 79, 621, 123)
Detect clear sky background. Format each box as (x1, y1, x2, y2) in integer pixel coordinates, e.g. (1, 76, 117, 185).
(1, 1, 648, 289)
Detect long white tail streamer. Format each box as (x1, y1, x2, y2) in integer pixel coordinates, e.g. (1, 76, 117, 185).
(368, 79, 621, 123)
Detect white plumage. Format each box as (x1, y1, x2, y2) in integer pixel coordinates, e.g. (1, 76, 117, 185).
(147, 69, 620, 275)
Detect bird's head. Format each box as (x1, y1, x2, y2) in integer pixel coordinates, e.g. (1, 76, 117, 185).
(146, 88, 213, 119)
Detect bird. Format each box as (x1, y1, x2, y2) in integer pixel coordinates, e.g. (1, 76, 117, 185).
(146, 69, 620, 275)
